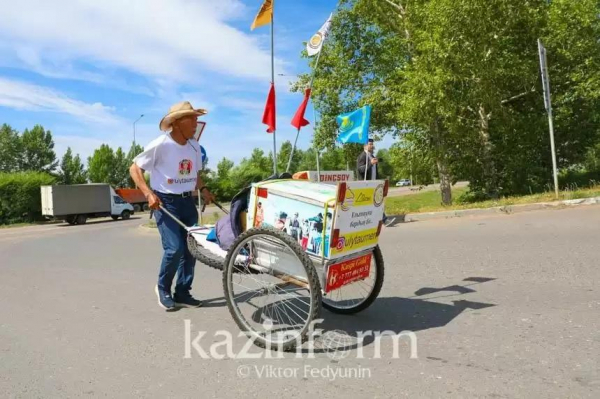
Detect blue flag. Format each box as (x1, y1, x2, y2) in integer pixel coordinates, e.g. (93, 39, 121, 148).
(336, 105, 371, 144)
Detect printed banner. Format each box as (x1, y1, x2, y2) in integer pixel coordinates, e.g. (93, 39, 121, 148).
(330, 180, 386, 259)
(325, 252, 372, 292)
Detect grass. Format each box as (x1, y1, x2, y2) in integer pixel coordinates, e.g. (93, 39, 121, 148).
(385, 185, 600, 215)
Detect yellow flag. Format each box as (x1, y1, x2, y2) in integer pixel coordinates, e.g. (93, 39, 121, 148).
(251, 0, 273, 30)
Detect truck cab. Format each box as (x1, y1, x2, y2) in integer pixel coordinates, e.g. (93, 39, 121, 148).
(110, 187, 135, 220)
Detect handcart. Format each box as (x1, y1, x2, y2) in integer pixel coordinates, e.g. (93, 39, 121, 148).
(168, 178, 389, 351)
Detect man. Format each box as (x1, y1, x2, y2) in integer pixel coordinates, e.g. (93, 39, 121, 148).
(357, 139, 391, 224)
(357, 138, 378, 180)
(129, 101, 215, 311)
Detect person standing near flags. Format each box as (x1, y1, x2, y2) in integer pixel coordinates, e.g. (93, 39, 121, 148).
(357, 139, 379, 180)
(129, 101, 215, 311)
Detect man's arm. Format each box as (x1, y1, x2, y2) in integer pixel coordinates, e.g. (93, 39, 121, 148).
(357, 152, 367, 175)
(129, 163, 161, 210)
(195, 172, 214, 205)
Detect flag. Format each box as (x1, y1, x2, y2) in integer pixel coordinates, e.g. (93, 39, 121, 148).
(251, 0, 273, 30)
(336, 105, 371, 144)
(307, 13, 332, 56)
(291, 88, 312, 129)
(262, 83, 276, 133)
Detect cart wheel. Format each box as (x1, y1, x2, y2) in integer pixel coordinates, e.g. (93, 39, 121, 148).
(187, 234, 225, 270)
(322, 245, 384, 315)
(223, 227, 322, 351)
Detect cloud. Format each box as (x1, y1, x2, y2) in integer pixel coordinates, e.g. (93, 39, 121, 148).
(0, 0, 286, 85)
(0, 77, 122, 125)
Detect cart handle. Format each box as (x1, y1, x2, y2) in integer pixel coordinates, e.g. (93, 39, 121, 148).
(158, 205, 191, 231)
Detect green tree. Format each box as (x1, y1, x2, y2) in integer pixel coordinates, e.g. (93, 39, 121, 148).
(0, 124, 21, 172)
(58, 147, 87, 184)
(19, 125, 58, 173)
(213, 157, 237, 200)
(298, 147, 318, 171)
(125, 143, 144, 188)
(113, 147, 130, 187)
(87, 144, 116, 185)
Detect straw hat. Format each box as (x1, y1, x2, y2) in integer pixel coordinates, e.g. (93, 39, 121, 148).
(159, 101, 207, 132)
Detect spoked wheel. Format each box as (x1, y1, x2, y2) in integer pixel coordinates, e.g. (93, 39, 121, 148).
(187, 234, 225, 270)
(223, 227, 322, 351)
(322, 245, 384, 315)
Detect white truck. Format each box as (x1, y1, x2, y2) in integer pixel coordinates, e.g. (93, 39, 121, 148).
(40, 184, 134, 225)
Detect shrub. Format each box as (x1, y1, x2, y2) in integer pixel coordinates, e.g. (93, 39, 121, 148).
(0, 172, 56, 224)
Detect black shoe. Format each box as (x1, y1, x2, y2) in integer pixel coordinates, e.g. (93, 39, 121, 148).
(155, 285, 176, 311)
(174, 293, 203, 308)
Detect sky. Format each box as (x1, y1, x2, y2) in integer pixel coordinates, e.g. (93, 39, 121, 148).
(0, 0, 394, 168)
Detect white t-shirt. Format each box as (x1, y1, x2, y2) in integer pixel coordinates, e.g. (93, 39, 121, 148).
(134, 134, 202, 194)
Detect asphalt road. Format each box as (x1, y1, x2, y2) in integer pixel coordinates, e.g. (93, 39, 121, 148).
(1, 207, 598, 398)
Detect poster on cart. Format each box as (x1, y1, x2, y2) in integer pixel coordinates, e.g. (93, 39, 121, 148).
(251, 187, 335, 258)
(329, 180, 387, 260)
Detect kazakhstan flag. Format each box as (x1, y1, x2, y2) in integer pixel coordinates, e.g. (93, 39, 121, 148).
(336, 105, 371, 144)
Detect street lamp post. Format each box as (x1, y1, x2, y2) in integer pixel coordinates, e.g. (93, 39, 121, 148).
(133, 114, 144, 150)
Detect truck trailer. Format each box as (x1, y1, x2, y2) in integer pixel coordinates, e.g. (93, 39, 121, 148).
(41, 184, 134, 225)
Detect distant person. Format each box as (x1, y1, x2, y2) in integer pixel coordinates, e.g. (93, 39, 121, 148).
(357, 138, 378, 180)
(356, 139, 389, 223)
(129, 101, 215, 311)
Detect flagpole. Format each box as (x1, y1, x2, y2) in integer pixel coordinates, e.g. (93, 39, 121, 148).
(271, 4, 277, 176)
(286, 127, 300, 172)
(286, 37, 325, 174)
(314, 105, 320, 178)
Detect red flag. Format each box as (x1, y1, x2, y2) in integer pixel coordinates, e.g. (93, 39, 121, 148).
(262, 83, 276, 133)
(291, 88, 312, 129)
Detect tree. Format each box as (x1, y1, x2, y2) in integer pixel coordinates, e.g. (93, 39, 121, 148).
(87, 144, 116, 185)
(276, 140, 304, 174)
(212, 157, 237, 200)
(58, 147, 87, 184)
(293, 0, 600, 203)
(0, 124, 21, 172)
(19, 125, 58, 173)
(113, 147, 130, 187)
(125, 143, 144, 188)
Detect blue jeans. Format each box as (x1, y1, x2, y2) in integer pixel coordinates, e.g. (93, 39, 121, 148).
(154, 193, 198, 296)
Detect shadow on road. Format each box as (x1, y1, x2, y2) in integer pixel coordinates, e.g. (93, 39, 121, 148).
(200, 276, 497, 354)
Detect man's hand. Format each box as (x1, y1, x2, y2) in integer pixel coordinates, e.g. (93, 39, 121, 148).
(146, 192, 161, 210)
(370, 157, 379, 165)
(201, 189, 215, 205)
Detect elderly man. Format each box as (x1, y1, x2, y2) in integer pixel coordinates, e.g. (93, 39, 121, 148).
(129, 101, 214, 311)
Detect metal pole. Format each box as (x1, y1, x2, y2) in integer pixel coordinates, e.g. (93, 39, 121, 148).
(286, 128, 301, 173)
(537, 39, 559, 198)
(308, 46, 323, 89)
(547, 109, 559, 198)
(286, 44, 325, 174)
(133, 114, 144, 150)
(313, 105, 320, 178)
(198, 188, 203, 225)
(270, 5, 277, 176)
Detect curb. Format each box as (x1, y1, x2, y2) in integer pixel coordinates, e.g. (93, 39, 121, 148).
(388, 196, 600, 223)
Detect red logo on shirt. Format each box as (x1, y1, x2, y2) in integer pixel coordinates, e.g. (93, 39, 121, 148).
(179, 159, 193, 176)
